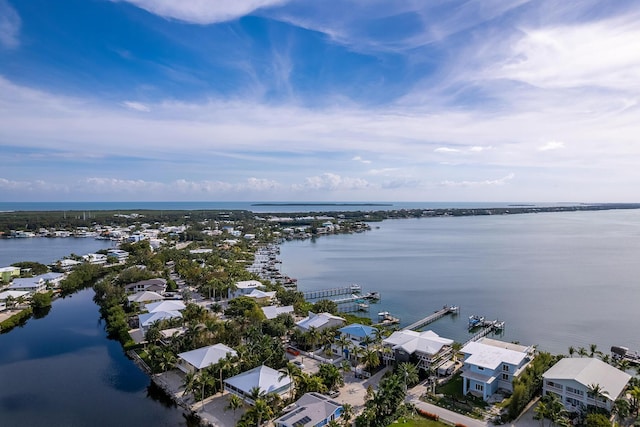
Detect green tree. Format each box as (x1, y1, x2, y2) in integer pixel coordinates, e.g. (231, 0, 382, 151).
(396, 362, 419, 389)
(585, 413, 612, 427)
(31, 292, 52, 310)
(317, 363, 344, 391)
(225, 393, 244, 416)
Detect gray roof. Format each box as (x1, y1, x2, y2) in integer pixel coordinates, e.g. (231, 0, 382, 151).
(178, 344, 237, 370)
(543, 358, 631, 400)
(224, 365, 291, 395)
(275, 392, 342, 426)
(461, 339, 528, 370)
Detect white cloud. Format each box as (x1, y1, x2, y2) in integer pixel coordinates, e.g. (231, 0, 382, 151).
(122, 101, 150, 112)
(115, 0, 289, 24)
(440, 173, 515, 187)
(352, 156, 371, 164)
(491, 15, 640, 91)
(296, 173, 371, 191)
(470, 146, 493, 152)
(538, 141, 565, 151)
(0, 0, 21, 49)
(434, 147, 461, 153)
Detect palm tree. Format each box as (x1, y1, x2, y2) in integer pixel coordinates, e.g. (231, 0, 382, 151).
(307, 327, 320, 353)
(397, 362, 419, 389)
(225, 393, 244, 416)
(361, 334, 376, 350)
(317, 363, 344, 391)
(183, 370, 198, 401)
(589, 344, 598, 358)
(336, 334, 351, 358)
(612, 398, 630, 420)
(279, 362, 300, 402)
(216, 355, 234, 394)
(534, 401, 548, 427)
(587, 383, 606, 409)
(250, 397, 273, 427)
(577, 347, 588, 357)
(629, 386, 640, 416)
(617, 358, 630, 372)
(361, 348, 380, 373)
(341, 402, 353, 426)
(567, 346, 575, 358)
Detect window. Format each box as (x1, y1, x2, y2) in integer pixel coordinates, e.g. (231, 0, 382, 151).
(502, 365, 509, 372)
(478, 366, 484, 371)
(502, 373, 509, 380)
(475, 384, 484, 391)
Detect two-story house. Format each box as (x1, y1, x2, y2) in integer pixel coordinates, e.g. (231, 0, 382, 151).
(460, 337, 534, 400)
(382, 329, 454, 372)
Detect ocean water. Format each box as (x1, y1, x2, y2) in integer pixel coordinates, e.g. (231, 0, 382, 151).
(0, 237, 116, 266)
(278, 209, 640, 356)
(0, 288, 192, 427)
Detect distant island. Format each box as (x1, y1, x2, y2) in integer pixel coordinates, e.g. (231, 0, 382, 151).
(251, 202, 393, 206)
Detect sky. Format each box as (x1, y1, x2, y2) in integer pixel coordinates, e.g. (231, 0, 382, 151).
(1, 0, 639, 202)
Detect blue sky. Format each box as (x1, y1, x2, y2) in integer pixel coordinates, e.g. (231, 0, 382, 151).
(1, 0, 640, 202)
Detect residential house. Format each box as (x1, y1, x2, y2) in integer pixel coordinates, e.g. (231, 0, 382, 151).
(274, 392, 343, 427)
(144, 300, 186, 313)
(333, 323, 378, 360)
(296, 312, 346, 333)
(127, 291, 165, 305)
(56, 259, 81, 271)
(224, 365, 292, 404)
(460, 338, 535, 401)
(382, 329, 454, 372)
(7, 277, 47, 294)
(82, 253, 107, 265)
(138, 310, 182, 332)
(106, 249, 129, 262)
(229, 280, 265, 299)
(177, 344, 237, 374)
(542, 357, 631, 412)
(37, 272, 64, 289)
(261, 305, 294, 320)
(246, 289, 277, 305)
(124, 278, 167, 294)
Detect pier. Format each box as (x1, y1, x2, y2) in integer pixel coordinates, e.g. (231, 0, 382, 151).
(463, 320, 506, 346)
(405, 305, 459, 331)
(303, 285, 361, 300)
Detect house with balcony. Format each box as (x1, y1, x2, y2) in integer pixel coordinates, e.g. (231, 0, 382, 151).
(124, 278, 167, 294)
(7, 277, 47, 294)
(542, 357, 631, 412)
(382, 329, 454, 372)
(229, 280, 265, 299)
(332, 323, 378, 360)
(460, 338, 535, 401)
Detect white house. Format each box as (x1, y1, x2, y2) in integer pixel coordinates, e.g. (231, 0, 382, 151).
(125, 278, 167, 294)
(82, 253, 107, 265)
(177, 344, 237, 374)
(229, 280, 265, 299)
(274, 392, 344, 427)
(296, 312, 346, 332)
(542, 357, 631, 412)
(261, 305, 294, 320)
(127, 291, 165, 304)
(107, 249, 129, 262)
(7, 277, 47, 294)
(37, 272, 65, 288)
(224, 365, 292, 404)
(144, 300, 186, 313)
(138, 311, 182, 331)
(382, 329, 454, 372)
(246, 289, 277, 304)
(460, 338, 535, 401)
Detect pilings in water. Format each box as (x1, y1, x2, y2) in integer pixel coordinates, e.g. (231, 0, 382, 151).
(303, 286, 360, 300)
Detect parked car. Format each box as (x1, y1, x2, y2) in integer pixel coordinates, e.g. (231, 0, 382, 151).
(327, 390, 340, 398)
(293, 360, 305, 369)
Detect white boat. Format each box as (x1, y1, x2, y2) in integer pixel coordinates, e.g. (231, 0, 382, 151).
(350, 284, 362, 292)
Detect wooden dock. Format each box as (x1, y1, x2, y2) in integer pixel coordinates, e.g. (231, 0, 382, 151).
(303, 286, 360, 300)
(405, 305, 459, 331)
(463, 320, 506, 346)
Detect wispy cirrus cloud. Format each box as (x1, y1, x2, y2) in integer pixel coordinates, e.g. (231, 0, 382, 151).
(0, 0, 20, 49)
(114, 0, 290, 24)
(440, 173, 515, 188)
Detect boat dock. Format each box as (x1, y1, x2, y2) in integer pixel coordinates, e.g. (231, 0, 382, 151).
(373, 311, 400, 327)
(463, 319, 506, 346)
(303, 285, 361, 300)
(611, 346, 640, 365)
(405, 305, 459, 331)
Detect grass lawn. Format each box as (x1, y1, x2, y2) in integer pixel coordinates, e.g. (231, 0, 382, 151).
(389, 414, 449, 427)
(436, 372, 464, 398)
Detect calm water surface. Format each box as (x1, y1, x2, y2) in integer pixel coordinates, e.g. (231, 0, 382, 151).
(0, 237, 115, 266)
(0, 288, 191, 427)
(279, 210, 640, 355)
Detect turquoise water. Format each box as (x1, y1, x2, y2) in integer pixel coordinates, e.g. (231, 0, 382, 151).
(278, 209, 640, 355)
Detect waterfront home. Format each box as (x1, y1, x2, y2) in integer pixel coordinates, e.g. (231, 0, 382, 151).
(37, 272, 65, 289)
(224, 365, 292, 405)
(274, 392, 343, 427)
(542, 357, 631, 412)
(261, 305, 294, 320)
(460, 337, 535, 401)
(177, 344, 237, 374)
(0, 266, 21, 283)
(296, 312, 346, 332)
(127, 291, 164, 305)
(332, 323, 378, 359)
(55, 259, 81, 271)
(82, 253, 107, 265)
(229, 280, 265, 299)
(138, 310, 183, 332)
(7, 277, 47, 294)
(246, 289, 277, 305)
(0, 290, 30, 302)
(144, 300, 186, 313)
(106, 249, 129, 262)
(124, 278, 167, 294)
(382, 329, 454, 372)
